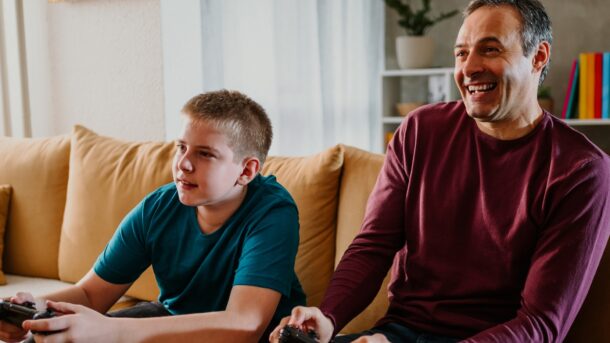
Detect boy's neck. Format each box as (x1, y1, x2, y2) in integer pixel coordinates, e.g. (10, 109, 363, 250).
(195, 185, 248, 235)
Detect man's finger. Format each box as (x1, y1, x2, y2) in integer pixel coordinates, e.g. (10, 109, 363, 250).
(269, 316, 291, 342)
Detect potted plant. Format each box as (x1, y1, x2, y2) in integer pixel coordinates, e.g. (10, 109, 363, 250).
(384, 0, 458, 69)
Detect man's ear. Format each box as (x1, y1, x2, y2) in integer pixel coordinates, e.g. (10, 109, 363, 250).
(532, 41, 551, 73)
(237, 157, 261, 186)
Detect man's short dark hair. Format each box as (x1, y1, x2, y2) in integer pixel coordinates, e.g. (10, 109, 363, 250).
(182, 90, 273, 165)
(464, 0, 552, 85)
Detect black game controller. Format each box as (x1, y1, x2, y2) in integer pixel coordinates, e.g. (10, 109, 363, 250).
(279, 325, 319, 343)
(0, 300, 55, 330)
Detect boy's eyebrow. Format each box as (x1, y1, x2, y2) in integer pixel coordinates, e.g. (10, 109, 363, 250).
(455, 36, 503, 49)
(175, 140, 221, 154)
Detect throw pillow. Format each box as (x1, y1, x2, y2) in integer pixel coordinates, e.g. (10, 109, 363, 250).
(58, 126, 175, 301)
(0, 135, 71, 278)
(262, 145, 344, 307)
(0, 184, 12, 285)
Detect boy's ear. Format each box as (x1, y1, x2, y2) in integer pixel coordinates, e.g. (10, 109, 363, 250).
(237, 157, 261, 185)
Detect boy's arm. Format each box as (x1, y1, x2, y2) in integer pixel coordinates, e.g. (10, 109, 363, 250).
(26, 285, 281, 343)
(30, 269, 131, 313)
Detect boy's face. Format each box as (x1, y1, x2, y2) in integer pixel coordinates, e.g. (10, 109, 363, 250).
(172, 116, 245, 208)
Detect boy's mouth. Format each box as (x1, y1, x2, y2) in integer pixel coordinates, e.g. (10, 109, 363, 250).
(177, 179, 198, 189)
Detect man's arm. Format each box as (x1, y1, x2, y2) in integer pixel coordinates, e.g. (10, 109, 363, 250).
(26, 285, 281, 343)
(464, 157, 610, 342)
(319, 122, 410, 334)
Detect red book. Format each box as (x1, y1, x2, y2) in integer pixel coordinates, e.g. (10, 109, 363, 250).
(595, 52, 603, 118)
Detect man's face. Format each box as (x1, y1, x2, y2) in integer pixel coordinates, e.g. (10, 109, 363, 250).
(172, 116, 245, 208)
(454, 6, 540, 123)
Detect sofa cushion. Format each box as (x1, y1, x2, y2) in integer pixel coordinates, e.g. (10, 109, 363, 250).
(0, 184, 11, 285)
(0, 135, 70, 279)
(335, 145, 387, 334)
(262, 145, 344, 307)
(58, 126, 175, 300)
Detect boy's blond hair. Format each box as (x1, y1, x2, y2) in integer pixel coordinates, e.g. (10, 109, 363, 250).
(182, 90, 273, 164)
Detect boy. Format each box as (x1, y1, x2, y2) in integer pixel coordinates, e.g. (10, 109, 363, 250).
(0, 90, 305, 342)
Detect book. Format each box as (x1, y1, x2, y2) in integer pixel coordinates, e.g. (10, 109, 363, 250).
(579, 53, 588, 119)
(594, 52, 603, 118)
(562, 59, 579, 119)
(587, 53, 596, 119)
(602, 52, 610, 119)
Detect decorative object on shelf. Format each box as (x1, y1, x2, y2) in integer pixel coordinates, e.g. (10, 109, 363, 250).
(396, 102, 425, 116)
(537, 85, 554, 114)
(384, 0, 458, 69)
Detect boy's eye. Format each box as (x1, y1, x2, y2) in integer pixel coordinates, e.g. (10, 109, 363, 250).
(198, 151, 214, 158)
(176, 143, 186, 153)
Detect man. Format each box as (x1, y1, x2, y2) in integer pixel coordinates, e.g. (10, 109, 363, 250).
(270, 0, 610, 342)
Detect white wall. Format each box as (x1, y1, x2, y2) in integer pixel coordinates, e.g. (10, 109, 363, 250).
(24, 0, 165, 141)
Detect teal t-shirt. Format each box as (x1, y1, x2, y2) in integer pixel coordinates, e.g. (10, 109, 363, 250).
(94, 174, 305, 327)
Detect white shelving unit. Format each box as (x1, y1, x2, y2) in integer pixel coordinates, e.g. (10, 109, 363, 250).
(378, 67, 458, 152)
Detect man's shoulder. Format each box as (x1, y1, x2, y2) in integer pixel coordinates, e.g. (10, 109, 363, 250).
(546, 115, 609, 171)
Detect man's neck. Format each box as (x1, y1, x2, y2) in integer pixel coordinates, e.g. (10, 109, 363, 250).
(475, 106, 545, 140)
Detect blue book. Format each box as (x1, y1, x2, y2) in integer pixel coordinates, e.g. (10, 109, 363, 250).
(566, 59, 580, 119)
(603, 52, 610, 119)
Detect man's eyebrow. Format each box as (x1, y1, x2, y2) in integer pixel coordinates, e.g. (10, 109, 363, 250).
(455, 36, 503, 49)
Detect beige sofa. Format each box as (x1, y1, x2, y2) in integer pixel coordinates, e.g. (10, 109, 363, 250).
(0, 125, 607, 341)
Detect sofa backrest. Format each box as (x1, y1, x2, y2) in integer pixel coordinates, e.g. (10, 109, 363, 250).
(0, 135, 70, 279)
(335, 145, 387, 333)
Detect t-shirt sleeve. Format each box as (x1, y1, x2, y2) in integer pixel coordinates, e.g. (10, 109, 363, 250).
(93, 198, 151, 284)
(232, 204, 299, 297)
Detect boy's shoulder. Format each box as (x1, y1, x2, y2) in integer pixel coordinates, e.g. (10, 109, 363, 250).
(249, 174, 296, 207)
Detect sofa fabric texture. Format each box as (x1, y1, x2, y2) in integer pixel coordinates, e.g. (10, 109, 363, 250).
(0, 184, 11, 285)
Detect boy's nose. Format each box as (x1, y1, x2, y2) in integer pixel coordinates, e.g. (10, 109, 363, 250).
(178, 156, 194, 173)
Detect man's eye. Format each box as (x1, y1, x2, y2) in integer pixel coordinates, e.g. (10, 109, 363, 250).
(455, 50, 467, 57)
(176, 144, 186, 152)
(484, 47, 500, 54)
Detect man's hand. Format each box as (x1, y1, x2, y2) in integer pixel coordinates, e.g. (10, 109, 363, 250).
(23, 301, 120, 343)
(269, 306, 334, 343)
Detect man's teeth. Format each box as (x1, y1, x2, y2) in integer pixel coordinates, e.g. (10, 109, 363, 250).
(467, 84, 495, 93)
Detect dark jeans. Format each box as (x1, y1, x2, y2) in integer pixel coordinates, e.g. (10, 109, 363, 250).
(333, 322, 460, 343)
(106, 301, 171, 318)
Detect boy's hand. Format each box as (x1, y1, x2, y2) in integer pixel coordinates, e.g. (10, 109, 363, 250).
(0, 292, 37, 342)
(353, 334, 391, 343)
(269, 306, 334, 343)
(24, 300, 119, 343)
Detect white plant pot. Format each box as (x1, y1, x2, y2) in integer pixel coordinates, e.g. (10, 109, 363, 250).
(396, 36, 435, 69)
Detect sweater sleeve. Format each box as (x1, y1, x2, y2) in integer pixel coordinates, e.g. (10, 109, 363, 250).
(463, 157, 610, 343)
(319, 121, 411, 335)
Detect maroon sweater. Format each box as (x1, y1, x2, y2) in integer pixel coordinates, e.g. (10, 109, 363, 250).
(320, 101, 610, 342)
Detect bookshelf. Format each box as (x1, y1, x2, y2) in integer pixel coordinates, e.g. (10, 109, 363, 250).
(378, 67, 458, 152)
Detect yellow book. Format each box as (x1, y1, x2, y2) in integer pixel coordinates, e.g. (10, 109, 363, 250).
(579, 53, 588, 119)
(587, 53, 596, 119)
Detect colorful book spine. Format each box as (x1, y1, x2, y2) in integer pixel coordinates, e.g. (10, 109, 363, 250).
(594, 53, 603, 118)
(562, 59, 578, 119)
(579, 53, 588, 119)
(587, 53, 596, 119)
(602, 52, 610, 119)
